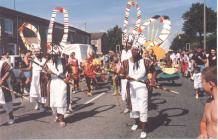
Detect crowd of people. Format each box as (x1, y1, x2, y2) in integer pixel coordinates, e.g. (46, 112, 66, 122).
(0, 40, 217, 138)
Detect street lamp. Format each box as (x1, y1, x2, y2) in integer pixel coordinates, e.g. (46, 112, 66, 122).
(203, 0, 206, 51)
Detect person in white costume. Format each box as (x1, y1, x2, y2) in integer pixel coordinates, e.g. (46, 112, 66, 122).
(122, 45, 156, 138)
(29, 49, 47, 111)
(120, 35, 133, 113)
(47, 54, 67, 127)
(0, 58, 15, 124)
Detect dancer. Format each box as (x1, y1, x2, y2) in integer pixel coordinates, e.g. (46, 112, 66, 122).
(82, 54, 96, 97)
(120, 36, 132, 113)
(68, 52, 80, 93)
(29, 49, 47, 111)
(0, 58, 15, 124)
(47, 53, 68, 127)
(20, 50, 32, 94)
(122, 45, 156, 138)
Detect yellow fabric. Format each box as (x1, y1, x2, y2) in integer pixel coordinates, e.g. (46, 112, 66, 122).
(162, 67, 177, 74)
(93, 58, 101, 65)
(150, 46, 166, 60)
(147, 73, 152, 80)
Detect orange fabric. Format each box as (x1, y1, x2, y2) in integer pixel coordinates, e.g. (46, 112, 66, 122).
(149, 46, 166, 60)
(68, 58, 79, 79)
(84, 59, 96, 79)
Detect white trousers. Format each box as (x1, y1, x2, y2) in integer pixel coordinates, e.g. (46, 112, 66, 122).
(30, 97, 47, 104)
(120, 79, 128, 101)
(51, 107, 67, 115)
(129, 81, 148, 122)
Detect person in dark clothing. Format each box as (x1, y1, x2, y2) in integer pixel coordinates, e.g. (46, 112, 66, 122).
(207, 48, 217, 67)
(192, 47, 207, 72)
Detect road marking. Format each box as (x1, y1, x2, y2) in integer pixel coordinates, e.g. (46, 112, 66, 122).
(84, 92, 106, 105)
(65, 92, 106, 118)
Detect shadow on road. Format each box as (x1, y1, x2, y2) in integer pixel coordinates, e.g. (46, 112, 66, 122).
(148, 98, 167, 111)
(66, 104, 116, 123)
(93, 89, 111, 95)
(71, 97, 82, 105)
(0, 106, 24, 114)
(147, 107, 189, 133)
(14, 111, 52, 124)
(71, 102, 94, 112)
(158, 82, 182, 87)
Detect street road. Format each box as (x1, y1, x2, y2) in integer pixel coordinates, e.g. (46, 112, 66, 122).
(0, 77, 208, 139)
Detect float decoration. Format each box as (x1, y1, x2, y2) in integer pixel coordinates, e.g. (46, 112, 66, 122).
(47, 7, 69, 54)
(18, 22, 41, 52)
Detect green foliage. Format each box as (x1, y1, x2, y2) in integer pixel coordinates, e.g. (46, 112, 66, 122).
(170, 3, 217, 51)
(170, 34, 194, 51)
(106, 25, 122, 52)
(182, 3, 216, 36)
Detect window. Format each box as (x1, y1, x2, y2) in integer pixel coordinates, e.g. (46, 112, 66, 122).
(4, 18, 13, 36)
(7, 43, 17, 55)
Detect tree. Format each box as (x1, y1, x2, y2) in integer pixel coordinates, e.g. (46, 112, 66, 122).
(106, 25, 122, 52)
(182, 3, 217, 48)
(170, 34, 193, 51)
(207, 32, 217, 50)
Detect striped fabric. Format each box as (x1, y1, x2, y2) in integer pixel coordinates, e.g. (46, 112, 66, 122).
(47, 7, 69, 54)
(1, 62, 12, 103)
(122, 0, 142, 45)
(18, 23, 41, 51)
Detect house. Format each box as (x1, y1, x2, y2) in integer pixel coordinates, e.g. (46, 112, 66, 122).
(91, 32, 108, 54)
(0, 6, 91, 55)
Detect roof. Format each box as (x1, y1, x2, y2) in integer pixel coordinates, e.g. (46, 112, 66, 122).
(0, 6, 90, 35)
(91, 32, 106, 40)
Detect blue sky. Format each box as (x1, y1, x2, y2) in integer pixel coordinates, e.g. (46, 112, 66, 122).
(0, 0, 217, 49)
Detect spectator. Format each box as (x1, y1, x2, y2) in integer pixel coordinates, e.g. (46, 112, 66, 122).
(191, 67, 202, 99)
(198, 66, 217, 139)
(207, 48, 217, 67)
(192, 47, 207, 72)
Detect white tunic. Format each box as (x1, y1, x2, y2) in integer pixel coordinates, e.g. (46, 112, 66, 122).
(128, 59, 148, 122)
(47, 59, 67, 108)
(120, 49, 132, 101)
(29, 57, 46, 103)
(121, 49, 132, 62)
(192, 73, 202, 89)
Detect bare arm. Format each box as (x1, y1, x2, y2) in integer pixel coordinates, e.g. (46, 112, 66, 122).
(198, 107, 208, 139)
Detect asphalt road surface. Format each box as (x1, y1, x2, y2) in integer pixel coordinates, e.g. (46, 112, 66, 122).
(0, 77, 209, 139)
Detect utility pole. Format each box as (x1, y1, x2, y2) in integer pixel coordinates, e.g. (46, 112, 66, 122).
(84, 22, 87, 32)
(14, 0, 16, 9)
(203, 0, 206, 51)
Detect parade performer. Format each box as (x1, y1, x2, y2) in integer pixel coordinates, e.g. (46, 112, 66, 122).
(122, 45, 156, 138)
(47, 53, 68, 127)
(82, 55, 96, 97)
(191, 67, 202, 99)
(1, 52, 15, 93)
(0, 58, 15, 124)
(110, 56, 120, 96)
(29, 48, 47, 111)
(20, 50, 32, 94)
(147, 49, 157, 93)
(181, 52, 189, 77)
(198, 66, 217, 139)
(120, 36, 132, 113)
(68, 52, 80, 93)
